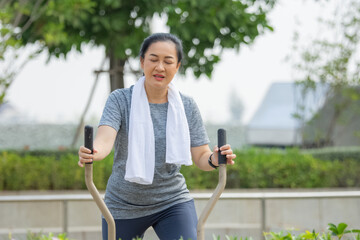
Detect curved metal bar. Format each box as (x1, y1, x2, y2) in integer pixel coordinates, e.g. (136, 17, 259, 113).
(85, 164, 116, 240)
(197, 164, 227, 240)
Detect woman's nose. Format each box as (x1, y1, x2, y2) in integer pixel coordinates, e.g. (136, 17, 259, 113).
(155, 62, 165, 71)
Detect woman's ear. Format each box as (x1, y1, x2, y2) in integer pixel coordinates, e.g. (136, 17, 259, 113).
(140, 57, 145, 70)
(176, 62, 181, 71)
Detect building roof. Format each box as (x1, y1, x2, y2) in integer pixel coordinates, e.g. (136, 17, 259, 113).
(246, 82, 327, 146)
(248, 82, 327, 130)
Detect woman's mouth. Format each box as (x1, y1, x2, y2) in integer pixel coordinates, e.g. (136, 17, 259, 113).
(153, 74, 165, 81)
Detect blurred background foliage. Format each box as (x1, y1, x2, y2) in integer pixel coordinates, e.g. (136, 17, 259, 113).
(289, 0, 360, 148)
(1, 147, 360, 191)
(1, 0, 360, 192)
(0, 0, 276, 104)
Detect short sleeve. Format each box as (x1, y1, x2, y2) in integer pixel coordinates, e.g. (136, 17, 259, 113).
(99, 91, 122, 132)
(185, 97, 210, 147)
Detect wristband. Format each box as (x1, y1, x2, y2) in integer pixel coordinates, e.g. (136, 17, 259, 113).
(208, 153, 218, 169)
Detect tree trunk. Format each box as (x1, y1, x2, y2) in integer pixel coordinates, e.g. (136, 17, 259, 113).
(70, 57, 107, 149)
(109, 51, 126, 92)
(324, 98, 350, 147)
(323, 108, 339, 147)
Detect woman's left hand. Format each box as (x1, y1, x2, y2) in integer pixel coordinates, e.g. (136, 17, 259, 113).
(214, 144, 236, 165)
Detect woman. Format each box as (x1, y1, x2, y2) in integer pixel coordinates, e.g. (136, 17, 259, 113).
(78, 33, 236, 240)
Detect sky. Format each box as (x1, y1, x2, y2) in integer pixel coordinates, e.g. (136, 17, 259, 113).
(5, 0, 336, 125)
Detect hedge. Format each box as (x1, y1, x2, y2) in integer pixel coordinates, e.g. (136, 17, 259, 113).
(183, 147, 360, 189)
(1, 147, 360, 191)
(0, 150, 113, 190)
(301, 146, 360, 161)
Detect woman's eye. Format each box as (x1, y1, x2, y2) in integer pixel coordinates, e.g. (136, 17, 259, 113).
(150, 59, 157, 62)
(165, 61, 173, 64)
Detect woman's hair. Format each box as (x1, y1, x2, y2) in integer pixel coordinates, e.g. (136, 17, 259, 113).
(139, 33, 183, 64)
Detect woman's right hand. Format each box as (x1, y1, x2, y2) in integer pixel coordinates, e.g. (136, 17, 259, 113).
(78, 125, 117, 167)
(78, 146, 98, 167)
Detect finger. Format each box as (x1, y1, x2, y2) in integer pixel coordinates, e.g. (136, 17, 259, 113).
(226, 154, 236, 165)
(79, 147, 94, 157)
(78, 152, 92, 160)
(227, 153, 236, 159)
(78, 160, 84, 168)
(227, 159, 235, 165)
(80, 157, 93, 164)
(219, 144, 231, 151)
(79, 146, 92, 154)
(213, 145, 219, 152)
(79, 153, 93, 160)
(221, 149, 233, 155)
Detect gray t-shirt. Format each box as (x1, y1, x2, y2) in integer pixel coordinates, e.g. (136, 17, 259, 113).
(99, 86, 209, 219)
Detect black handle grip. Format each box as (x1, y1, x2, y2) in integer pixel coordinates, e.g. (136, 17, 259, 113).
(84, 125, 93, 164)
(217, 128, 227, 165)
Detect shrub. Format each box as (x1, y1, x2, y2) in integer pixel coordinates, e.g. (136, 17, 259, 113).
(1, 147, 360, 190)
(0, 150, 114, 191)
(302, 147, 360, 161)
(183, 147, 360, 189)
(9, 223, 360, 240)
(262, 222, 360, 240)
(9, 232, 71, 240)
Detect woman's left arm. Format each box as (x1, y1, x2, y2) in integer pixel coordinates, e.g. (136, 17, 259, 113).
(191, 144, 236, 171)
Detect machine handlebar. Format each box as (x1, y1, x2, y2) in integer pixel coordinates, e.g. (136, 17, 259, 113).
(84, 125, 93, 164)
(217, 129, 227, 165)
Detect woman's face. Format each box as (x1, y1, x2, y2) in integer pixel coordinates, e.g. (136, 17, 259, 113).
(140, 41, 181, 91)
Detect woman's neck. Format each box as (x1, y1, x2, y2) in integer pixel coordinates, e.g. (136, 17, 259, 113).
(145, 86, 168, 104)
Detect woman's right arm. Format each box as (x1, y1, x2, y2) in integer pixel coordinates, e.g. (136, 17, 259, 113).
(78, 125, 117, 167)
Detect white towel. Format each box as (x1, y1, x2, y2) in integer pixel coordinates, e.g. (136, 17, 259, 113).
(125, 76, 192, 184)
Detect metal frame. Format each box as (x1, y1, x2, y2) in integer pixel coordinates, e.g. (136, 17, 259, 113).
(85, 163, 115, 240)
(197, 164, 227, 240)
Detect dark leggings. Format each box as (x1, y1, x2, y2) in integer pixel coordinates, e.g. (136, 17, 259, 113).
(102, 200, 198, 240)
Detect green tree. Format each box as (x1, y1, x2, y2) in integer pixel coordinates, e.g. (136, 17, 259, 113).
(1, 0, 277, 105)
(291, 0, 360, 147)
(0, 0, 95, 105)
